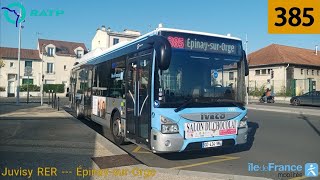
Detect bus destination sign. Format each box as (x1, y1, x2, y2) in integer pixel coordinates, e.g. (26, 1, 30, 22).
(161, 31, 242, 56)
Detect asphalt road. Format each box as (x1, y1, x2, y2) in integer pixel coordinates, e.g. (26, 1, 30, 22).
(67, 107, 320, 180)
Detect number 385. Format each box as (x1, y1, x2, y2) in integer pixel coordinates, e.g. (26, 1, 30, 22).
(275, 7, 314, 27)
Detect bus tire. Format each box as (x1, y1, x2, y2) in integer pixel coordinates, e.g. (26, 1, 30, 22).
(76, 103, 83, 119)
(111, 111, 124, 145)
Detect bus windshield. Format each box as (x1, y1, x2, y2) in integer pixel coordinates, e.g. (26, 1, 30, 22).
(155, 49, 243, 108)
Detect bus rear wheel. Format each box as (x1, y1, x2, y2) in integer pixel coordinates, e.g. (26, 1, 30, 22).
(111, 112, 124, 145)
(76, 103, 83, 119)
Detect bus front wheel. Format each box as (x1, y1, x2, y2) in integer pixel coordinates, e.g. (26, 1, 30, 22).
(111, 112, 125, 145)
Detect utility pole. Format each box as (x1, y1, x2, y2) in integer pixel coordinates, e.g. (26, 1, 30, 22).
(245, 34, 249, 105)
(16, 17, 22, 104)
(40, 44, 45, 106)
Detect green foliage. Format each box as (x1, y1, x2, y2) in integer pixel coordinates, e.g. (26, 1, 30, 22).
(43, 84, 65, 93)
(0, 87, 5, 91)
(0, 59, 5, 68)
(249, 85, 265, 96)
(276, 86, 293, 97)
(20, 84, 40, 92)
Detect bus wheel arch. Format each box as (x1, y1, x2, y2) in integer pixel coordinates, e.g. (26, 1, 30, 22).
(111, 109, 125, 145)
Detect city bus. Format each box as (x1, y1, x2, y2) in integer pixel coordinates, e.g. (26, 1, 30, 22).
(69, 27, 249, 153)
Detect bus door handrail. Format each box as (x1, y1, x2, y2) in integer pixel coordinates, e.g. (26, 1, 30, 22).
(139, 94, 149, 116)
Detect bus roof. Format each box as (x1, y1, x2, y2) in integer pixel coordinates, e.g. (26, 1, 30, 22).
(73, 27, 242, 69)
(157, 28, 242, 41)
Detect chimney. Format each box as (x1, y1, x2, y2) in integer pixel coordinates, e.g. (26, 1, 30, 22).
(101, 25, 106, 31)
(316, 45, 318, 55)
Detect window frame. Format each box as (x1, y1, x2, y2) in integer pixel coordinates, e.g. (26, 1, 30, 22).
(47, 47, 54, 57)
(113, 38, 119, 45)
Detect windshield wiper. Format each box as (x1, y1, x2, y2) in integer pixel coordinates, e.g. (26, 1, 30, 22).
(174, 98, 195, 112)
(213, 98, 245, 110)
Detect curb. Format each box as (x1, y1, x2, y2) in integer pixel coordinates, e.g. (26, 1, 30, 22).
(247, 106, 320, 117)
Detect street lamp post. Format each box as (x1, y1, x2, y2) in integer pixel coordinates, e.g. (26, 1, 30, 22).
(40, 44, 45, 106)
(16, 20, 22, 104)
(245, 34, 249, 105)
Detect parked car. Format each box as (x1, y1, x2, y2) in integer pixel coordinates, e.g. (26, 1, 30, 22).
(290, 91, 320, 106)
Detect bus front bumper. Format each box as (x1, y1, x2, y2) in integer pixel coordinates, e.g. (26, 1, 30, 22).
(150, 126, 248, 153)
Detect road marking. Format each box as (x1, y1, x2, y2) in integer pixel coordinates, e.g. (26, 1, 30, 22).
(170, 156, 240, 170)
(132, 146, 151, 154)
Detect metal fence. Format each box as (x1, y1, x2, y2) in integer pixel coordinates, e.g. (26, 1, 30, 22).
(248, 79, 320, 97)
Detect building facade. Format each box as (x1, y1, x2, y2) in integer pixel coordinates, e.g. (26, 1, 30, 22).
(91, 26, 141, 50)
(216, 44, 320, 96)
(0, 47, 42, 97)
(0, 39, 88, 97)
(38, 39, 88, 93)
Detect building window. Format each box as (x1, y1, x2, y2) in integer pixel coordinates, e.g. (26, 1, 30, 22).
(255, 70, 260, 75)
(267, 69, 271, 74)
(46, 63, 54, 74)
(312, 70, 314, 75)
(229, 72, 234, 80)
(25, 61, 32, 68)
(10, 62, 14, 67)
(307, 69, 309, 75)
(76, 50, 82, 58)
(113, 38, 119, 45)
(301, 69, 303, 75)
(317, 70, 319, 76)
(22, 79, 33, 85)
(47, 47, 54, 56)
(261, 69, 267, 75)
(64, 65, 67, 70)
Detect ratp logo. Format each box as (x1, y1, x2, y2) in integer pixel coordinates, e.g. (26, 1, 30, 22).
(1, 2, 64, 27)
(1, 2, 26, 27)
(305, 163, 318, 177)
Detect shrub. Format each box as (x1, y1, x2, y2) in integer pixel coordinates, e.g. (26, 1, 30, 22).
(43, 84, 65, 93)
(20, 84, 40, 92)
(249, 85, 265, 97)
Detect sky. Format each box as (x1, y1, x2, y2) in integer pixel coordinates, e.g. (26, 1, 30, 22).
(0, 0, 319, 54)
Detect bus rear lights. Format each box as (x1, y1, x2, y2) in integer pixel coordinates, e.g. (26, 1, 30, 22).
(165, 140, 171, 147)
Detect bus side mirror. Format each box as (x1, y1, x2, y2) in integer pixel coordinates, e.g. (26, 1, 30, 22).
(147, 35, 172, 70)
(242, 50, 249, 76)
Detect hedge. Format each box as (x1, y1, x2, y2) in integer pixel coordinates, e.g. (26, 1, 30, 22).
(43, 84, 65, 93)
(20, 84, 40, 92)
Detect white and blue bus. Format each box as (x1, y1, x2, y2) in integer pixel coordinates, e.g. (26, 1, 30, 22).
(70, 27, 249, 153)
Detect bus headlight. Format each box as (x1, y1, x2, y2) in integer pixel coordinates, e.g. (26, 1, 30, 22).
(160, 116, 179, 134)
(239, 115, 248, 128)
(161, 124, 179, 134)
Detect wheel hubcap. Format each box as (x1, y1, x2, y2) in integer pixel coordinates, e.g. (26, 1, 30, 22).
(113, 119, 121, 137)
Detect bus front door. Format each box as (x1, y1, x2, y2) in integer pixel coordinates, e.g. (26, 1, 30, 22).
(126, 52, 152, 146)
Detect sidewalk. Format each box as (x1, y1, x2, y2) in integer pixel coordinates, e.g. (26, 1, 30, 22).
(0, 104, 270, 180)
(247, 103, 320, 117)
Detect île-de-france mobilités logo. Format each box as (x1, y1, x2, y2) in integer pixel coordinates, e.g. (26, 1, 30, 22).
(305, 163, 318, 177)
(1, 2, 64, 27)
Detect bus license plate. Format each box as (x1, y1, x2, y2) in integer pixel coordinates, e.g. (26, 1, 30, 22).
(203, 140, 222, 148)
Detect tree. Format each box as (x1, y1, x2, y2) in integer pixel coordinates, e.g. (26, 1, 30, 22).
(0, 59, 5, 68)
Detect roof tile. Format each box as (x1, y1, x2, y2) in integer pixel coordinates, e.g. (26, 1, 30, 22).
(248, 44, 320, 67)
(0, 47, 41, 60)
